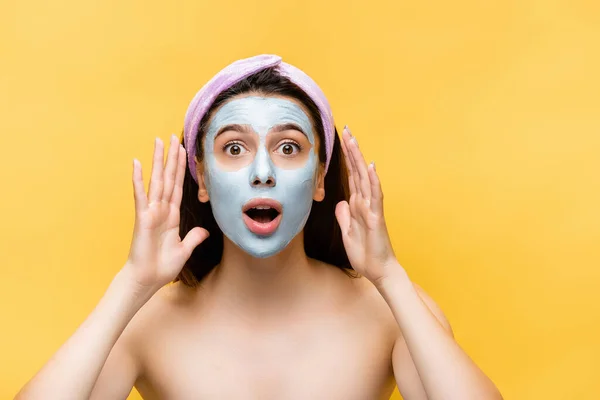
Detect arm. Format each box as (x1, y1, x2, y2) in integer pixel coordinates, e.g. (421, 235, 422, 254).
(377, 268, 502, 399)
(15, 135, 208, 399)
(15, 266, 151, 400)
(387, 282, 454, 400)
(335, 126, 502, 400)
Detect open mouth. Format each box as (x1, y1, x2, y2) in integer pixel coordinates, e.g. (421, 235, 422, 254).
(242, 199, 283, 236)
(245, 206, 280, 223)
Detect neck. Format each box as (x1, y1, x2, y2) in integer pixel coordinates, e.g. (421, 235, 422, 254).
(203, 232, 320, 317)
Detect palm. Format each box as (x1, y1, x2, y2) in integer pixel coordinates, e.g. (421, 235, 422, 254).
(139, 198, 181, 235)
(134, 202, 181, 271)
(335, 128, 396, 284)
(127, 136, 208, 289)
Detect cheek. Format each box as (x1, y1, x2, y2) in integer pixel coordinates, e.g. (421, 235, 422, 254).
(214, 153, 254, 171)
(205, 159, 248, 196)
(277, 155, 319, 194)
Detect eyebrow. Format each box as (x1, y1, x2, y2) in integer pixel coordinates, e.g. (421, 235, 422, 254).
(215, 124, 254, 137)
(270, 123, 308, 138)
(215, 123, 309, 138)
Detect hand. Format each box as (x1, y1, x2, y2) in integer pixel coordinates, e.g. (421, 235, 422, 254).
(335, 126, 400, 285)
(125, 135, 209, 293)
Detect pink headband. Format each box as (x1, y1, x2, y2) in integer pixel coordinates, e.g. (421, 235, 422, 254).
(183, 54, 335, 184)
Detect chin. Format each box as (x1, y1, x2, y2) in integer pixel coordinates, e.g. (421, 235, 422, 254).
(236, 237, 290, 259)
(242, 245, 283, 259)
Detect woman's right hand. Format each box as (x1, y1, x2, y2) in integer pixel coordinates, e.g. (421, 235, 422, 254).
(124, 134, 209, 294)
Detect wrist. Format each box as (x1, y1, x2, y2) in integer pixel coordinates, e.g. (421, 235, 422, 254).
(374, 261, 411, 293)
(87, 265, 157, 330)
(114, 264, 160, 305)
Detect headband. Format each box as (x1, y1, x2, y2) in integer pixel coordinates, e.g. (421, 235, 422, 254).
(183, 54, 335, 184)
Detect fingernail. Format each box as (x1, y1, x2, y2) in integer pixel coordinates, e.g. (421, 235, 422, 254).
(371, 161, 376, 170)
(352, 137, 358, 146)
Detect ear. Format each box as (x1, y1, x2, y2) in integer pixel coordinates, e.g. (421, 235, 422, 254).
(195, 156, 210, 203)
(313, 163, 326, 202)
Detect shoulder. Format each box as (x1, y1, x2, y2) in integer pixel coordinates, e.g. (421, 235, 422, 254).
(322, 264, 402, 338)
(327, 265, 453, 339)
(121, 282, 200, 357)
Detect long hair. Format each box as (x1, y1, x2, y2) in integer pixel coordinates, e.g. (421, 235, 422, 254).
(174, 67, 357, 287)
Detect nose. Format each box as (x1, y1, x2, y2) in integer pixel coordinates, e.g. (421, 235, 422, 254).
(250, 146, 276, 188)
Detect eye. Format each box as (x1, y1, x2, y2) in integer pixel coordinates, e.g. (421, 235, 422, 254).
(276, 141, 301, 156)
(223, 142, 248, 156)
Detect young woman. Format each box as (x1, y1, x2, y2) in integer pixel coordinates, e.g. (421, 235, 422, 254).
(16, 54, 502, 400)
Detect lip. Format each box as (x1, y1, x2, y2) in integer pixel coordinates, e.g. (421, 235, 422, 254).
(242, 198, 283, 236)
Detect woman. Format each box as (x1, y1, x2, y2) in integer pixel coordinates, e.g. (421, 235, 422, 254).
(16, 54, 502, 399)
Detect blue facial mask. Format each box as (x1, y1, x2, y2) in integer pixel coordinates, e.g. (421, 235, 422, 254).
(203, 96, 320, 258)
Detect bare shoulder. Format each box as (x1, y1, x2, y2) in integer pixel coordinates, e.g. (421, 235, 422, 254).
(120, 282, 200, 356)
(317, 262, 401, 339)
(322, 263, 453, 338)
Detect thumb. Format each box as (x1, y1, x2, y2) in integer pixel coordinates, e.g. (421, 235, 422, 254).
(181, 227, 210, 258)
(335, 201, 351, 236)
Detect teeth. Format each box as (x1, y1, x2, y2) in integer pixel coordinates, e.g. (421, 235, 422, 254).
(254, 206, 272, 210)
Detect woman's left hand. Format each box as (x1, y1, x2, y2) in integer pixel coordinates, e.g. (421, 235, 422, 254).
(335, 126, 401, 285)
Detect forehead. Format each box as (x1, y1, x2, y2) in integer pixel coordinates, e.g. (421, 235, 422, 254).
(206, 94, 314, 133)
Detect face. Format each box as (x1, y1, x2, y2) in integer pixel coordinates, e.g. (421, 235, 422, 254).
(197, 95, 325, 258)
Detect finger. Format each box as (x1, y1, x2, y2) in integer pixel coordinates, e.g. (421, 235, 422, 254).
(132, 158, 148, 212)
(344, 129, 362, 197)
(348, 135, 371, 201)
(368, 162, 384, 215)
(181, 227, 210, 258)
(170, 144, 186, 208)
(162, 134, 180, 203)
(340, 128, 357, 196)
(335, 201, 351, 236)
(148, 138, 165, 204)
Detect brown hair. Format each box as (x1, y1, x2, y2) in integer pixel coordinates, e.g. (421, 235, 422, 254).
(174, 67, 357, 287)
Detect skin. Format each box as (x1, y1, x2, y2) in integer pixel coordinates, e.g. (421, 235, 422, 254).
(128, 95, 400, 399)
(15, 93, 503, 400)
(201, 96, 321, 258)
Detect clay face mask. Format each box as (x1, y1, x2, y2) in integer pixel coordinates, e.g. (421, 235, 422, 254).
(203, 96, 319, 258)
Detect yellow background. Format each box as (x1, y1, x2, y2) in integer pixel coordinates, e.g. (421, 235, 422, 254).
(2, 0, 599, 398)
